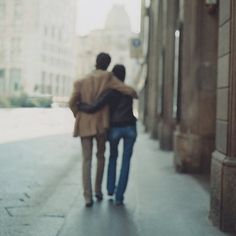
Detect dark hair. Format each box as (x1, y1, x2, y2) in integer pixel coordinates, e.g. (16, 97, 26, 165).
(95, 52, 111, 70)
(112, 64, 126, 82)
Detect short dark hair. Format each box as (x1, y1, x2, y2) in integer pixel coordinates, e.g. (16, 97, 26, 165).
(112, 64, 126, 82)
(96, 52, 111, 70)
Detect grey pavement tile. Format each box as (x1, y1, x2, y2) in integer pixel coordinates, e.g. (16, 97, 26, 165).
(0, 113, 233, 236)
(58, 129, 232, 236)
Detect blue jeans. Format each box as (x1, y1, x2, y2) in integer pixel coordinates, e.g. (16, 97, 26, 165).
(107, 125, 137, 202)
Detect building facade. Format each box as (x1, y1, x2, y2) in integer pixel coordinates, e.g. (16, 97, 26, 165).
(0, 0, 77, 97)
(76, 4, 140, 87)
(139, 0, 236, 232)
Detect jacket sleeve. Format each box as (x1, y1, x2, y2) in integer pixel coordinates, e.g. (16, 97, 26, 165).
(78, 90, 114, 113)
(68, 81, 81, 117)
(105, 73, 138, 99)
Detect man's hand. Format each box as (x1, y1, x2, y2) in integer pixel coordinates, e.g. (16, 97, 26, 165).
(77, 102, 95, 113)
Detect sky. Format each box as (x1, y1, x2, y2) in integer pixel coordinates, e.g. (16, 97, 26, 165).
(76, 0, 141, 36)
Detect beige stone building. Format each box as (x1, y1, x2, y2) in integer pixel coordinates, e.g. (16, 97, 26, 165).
(0, 0, 77, 97)
(76, 4, 140, 86)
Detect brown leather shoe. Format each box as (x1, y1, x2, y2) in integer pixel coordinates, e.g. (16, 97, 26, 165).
(95, 193, 103, 201)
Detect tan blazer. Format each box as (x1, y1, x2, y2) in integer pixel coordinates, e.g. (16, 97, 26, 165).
(69, 69, 137, 138)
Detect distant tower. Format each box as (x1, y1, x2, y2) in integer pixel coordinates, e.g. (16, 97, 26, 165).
(105, 4, 131, 32)
(104, 4, 137, 85)
(76, 4, 139, 85)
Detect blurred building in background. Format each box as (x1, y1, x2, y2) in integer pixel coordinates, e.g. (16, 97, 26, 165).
(0, 0, 77, 97)
(76, 4, 140, 86)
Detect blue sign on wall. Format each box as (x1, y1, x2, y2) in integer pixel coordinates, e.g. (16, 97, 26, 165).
(131, 38, 141, 48)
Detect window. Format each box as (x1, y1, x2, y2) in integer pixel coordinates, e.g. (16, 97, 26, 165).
(145, 0, 150, 7)
(157, 49, 165, 116)
(13, 0, 22, 21)
(0, 69, 5, 93)
(10, 38, 21, 61)
(62, 76, 66, 95)
(0, 0, 5, 19)
(0, 69, 5, 78)
(49, 73, 54, 94)
(58, 29, 62, 41)
(0, 39, 5, 63)
(41, 71, 46, 93)
(9, 68, 21, 92)
(117, 35, 127, 50)
(11, 38, 21, 52)
(56, 75, 60, 95)
(172, 28, 182, 122)
(51, 26, 55, 38)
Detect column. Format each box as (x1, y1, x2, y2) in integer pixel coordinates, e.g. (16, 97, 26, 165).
(174, 0, 218, 172)
(158, 0, 179, 150)
(144, 0, 160, 138)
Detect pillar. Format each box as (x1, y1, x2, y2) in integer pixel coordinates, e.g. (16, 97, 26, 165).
(174, 0, 218, 172)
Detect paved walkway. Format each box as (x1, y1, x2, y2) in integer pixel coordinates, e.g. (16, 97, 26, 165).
(58, 125, 233, 236)
(0, 107, 233, 235)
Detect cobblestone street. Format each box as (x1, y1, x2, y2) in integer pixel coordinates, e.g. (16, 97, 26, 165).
(0, 109, 233, 236)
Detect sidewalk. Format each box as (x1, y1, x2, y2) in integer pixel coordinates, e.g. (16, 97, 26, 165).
(58, 125, 232, 236)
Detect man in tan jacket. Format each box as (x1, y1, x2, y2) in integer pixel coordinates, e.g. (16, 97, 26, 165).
(69, 53, 137, 207)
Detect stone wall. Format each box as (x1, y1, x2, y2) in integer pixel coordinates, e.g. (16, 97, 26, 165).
(210, 0, 236, 232)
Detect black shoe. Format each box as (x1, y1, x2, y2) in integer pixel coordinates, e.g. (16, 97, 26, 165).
(95, 194, 103, 201)
(85, 200, 93, 208)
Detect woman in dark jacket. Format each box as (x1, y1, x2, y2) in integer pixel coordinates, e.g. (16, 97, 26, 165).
(78, 64, 137, 205)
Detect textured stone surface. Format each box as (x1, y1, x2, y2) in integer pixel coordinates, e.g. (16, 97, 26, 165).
(217, 88, 229, 120)
(158, 121, 174, 151)
(218, 54, 229, 88)
(222, 161, 236, 231)
(174, 131, 203, 172)
(157, 0, 178, 149)
(174, 0, 217, 174)
(144, 0, 161, 135)
(218, 22, 230, 57)
(199, 90, 216, 136)
(210, 151, 224, 227)
(219, 0, 231, 26)
(216, 121, 228, 154)
(210, 151, 236, 233)
(174, 129, 215, 173)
